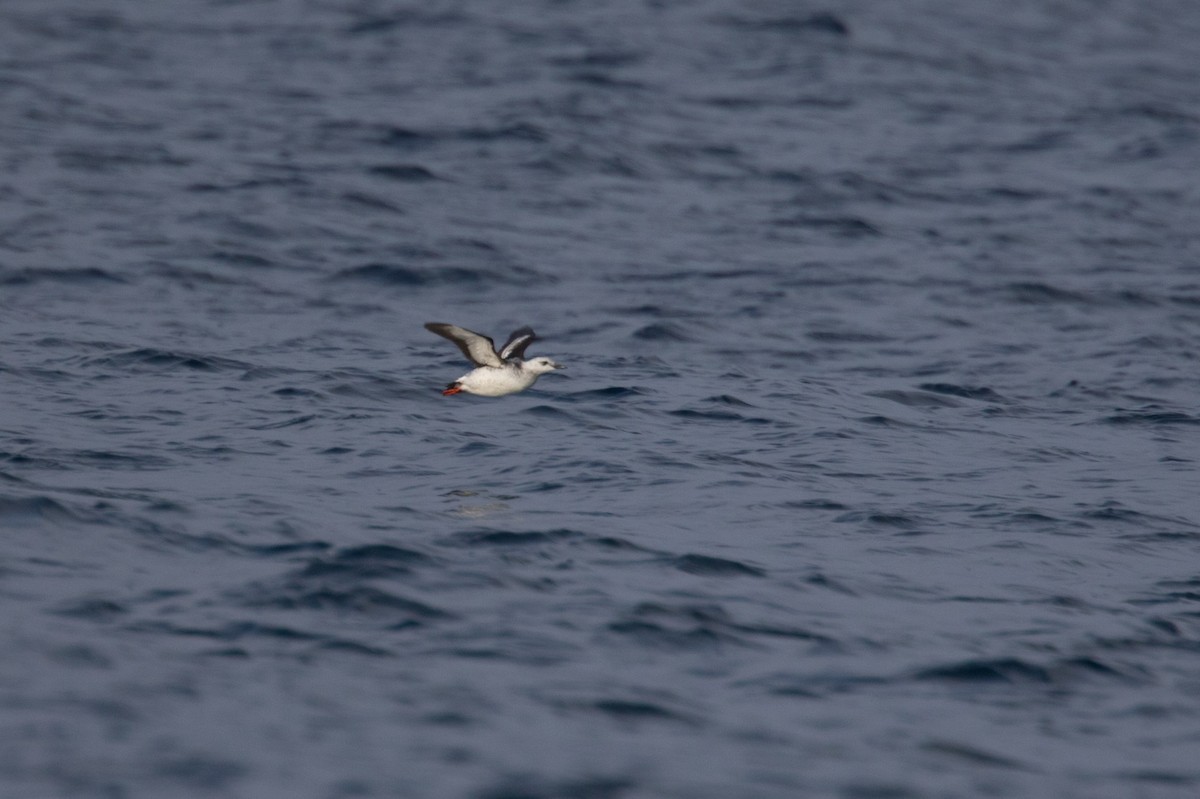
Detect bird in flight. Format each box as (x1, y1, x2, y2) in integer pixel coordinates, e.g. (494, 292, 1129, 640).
(424, 323, 565, 396)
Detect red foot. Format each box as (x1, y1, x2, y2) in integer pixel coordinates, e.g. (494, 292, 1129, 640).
(442, 385, 462, 396)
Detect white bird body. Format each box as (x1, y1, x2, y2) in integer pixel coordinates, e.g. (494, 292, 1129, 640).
(424, 323, 564, 397)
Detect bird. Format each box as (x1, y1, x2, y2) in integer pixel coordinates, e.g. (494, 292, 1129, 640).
(424, 322, 565, 396)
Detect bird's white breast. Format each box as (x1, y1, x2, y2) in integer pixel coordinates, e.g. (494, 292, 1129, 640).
(458, 365, 540, 396)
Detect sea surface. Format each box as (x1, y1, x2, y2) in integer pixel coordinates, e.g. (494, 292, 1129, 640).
(3, 1, 1200, 797)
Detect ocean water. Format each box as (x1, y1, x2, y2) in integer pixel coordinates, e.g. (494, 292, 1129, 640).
(3, 1, 1200, 797)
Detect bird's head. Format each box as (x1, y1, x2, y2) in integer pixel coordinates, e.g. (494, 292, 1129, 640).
(525, 357, 565, 375)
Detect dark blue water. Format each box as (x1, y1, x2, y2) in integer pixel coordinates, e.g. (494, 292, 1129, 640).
(3, 1, 1200, 797)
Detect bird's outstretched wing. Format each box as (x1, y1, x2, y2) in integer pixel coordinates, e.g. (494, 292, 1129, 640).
(499, 326, 536, 360)
(424, 323, 503, 367)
